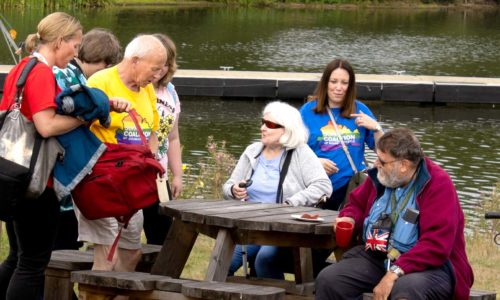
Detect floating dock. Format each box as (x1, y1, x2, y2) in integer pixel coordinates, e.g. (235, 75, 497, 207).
(2, 66, 499, 104)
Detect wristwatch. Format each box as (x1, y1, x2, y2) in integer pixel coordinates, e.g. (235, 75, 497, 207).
(389, 264, 405, 278)
(373, 123, 382, 132)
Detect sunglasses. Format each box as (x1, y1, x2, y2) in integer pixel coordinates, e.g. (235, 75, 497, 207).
(376, 157, 401, 167)
(261, 119, 284, 129)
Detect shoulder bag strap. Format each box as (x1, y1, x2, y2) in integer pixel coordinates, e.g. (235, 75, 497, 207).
(276, 149, 294, 203)
(127, 109, 149, 146)
(15, 57, 39, 107)
(13, 57, 42, 183)
(327, 109, 358, 174)
(1, 57, 39, 130)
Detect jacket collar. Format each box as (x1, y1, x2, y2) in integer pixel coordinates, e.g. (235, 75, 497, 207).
(367, 157, 431, 198)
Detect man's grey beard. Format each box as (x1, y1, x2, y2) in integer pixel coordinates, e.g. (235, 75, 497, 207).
(377, 168, 407, 189)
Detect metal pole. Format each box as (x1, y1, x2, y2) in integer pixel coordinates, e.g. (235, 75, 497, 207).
(241, 244, 249, 278)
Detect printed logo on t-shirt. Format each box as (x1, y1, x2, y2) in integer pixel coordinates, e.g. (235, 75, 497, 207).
(318, 121, 362, 151)
(115, 113, 153, 144)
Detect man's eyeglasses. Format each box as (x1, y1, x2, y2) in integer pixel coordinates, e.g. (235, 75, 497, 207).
(376, 157, 401, 167)
(261, 119, 284, 129)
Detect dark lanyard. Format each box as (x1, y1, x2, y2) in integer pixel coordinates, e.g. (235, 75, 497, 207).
(390, 184, 416, 224)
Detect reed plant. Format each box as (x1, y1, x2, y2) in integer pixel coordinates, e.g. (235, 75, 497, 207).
(179, 136, 237, 200)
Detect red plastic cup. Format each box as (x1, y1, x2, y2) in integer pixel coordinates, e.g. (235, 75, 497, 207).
(335, 221, 354, 248)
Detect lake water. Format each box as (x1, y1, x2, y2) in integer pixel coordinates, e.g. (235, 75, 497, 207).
(179, 98, 499, 223)
(1, 6, 499, 221)
(2, 6, 500, 76)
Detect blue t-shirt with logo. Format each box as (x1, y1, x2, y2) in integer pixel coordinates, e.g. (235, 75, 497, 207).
(300, 100, 376, 191)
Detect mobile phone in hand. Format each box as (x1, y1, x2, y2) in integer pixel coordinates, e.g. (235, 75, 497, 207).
(238, 179, 253, 188)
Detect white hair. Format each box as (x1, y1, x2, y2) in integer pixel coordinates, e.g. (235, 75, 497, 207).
(124, 34, 165, 59)
(263, 101, 309, 149)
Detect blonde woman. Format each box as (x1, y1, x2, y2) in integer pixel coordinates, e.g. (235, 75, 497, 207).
(0, 12, 85, 299)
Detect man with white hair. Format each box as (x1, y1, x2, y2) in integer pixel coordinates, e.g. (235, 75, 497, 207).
(75, 35, 167, 274)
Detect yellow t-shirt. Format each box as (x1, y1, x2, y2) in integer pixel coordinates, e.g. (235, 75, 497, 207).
(87, 66, 159, 145)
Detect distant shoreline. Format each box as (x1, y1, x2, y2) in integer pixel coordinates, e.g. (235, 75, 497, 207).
(113, 0, 499, 9)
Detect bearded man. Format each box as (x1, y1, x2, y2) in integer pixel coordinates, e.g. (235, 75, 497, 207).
(315, 128, 473, 300)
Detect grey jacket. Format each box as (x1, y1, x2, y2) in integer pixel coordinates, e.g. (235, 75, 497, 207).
(223, 142, 332, 207)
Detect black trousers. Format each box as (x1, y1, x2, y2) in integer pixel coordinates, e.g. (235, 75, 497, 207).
(142, 181, 173, 245)
(311, 182, 350, 277)
(53, 209, 83, 250)
(0, 188, 60, 300)
(315, 245, 454, 300)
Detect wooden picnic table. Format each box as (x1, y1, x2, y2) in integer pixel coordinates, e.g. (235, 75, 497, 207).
(150, 199, 339, 296)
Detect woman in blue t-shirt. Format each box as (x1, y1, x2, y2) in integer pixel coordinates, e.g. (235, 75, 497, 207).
(300, 59, 384, 211)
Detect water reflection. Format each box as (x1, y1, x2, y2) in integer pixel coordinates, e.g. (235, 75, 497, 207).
(2, 7, 500, 76)
(179, 98, 499, 221)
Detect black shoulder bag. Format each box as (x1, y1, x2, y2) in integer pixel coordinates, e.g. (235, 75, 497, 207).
(275, 149, 294, 203)
(0, 57, 42, 221)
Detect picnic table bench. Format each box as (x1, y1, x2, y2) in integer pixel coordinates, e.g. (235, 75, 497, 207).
(44, 244, 162, 300)
(363, 289, 496, 300)
(71, 270, 286, 299)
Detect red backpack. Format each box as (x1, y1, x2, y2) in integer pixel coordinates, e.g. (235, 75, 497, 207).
(72, 109, 164, 260)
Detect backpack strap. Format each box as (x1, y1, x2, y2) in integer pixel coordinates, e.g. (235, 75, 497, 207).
(107, 214, 134, 261)
(275, 149, 294, 204)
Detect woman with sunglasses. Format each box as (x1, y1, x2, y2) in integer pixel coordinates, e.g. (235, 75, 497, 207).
(300, 59, 384, 211)
(223, 101, 332, 280)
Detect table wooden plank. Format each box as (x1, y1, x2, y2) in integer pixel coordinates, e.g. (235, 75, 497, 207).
(268, 211, 338, 234)
(159, 199, 241, 219)
(185, 203, 280, 226)
(203, 205, 288, 228)
(221, 206, 316, 231)
(182, 281, 285, 299)
(227, 276, 315, 296)
(238, 231, 335, 249)
(234, 207, 334, 232)
(205, 229, 235, 282)
(315, 222, 337, 235)
(177, 201, 252, 223)
(151, 219, 199, 277)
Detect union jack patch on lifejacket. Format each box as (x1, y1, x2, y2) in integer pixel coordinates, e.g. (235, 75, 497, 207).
(365, 228, 390, 252)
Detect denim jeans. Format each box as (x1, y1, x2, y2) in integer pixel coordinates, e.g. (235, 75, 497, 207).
(0, 188, 59, 300)
(229, 244, 293, 280)
(228, 244, 260, 276)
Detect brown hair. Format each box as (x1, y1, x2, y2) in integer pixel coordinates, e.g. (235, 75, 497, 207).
(79, 28, 122, 66)
(310, 59, 357, 118)
(24, 12, 82, 54)
(377, 128, 424, 166)
(153, 33, 178, 86)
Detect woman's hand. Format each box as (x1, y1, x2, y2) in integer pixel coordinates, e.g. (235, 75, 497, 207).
(171, 175, 183, 199)
(109, 97, 131, 113)
(231, 181, 248, 200)
(351, 112, 380, 131)
(319, 158, 338, 175)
